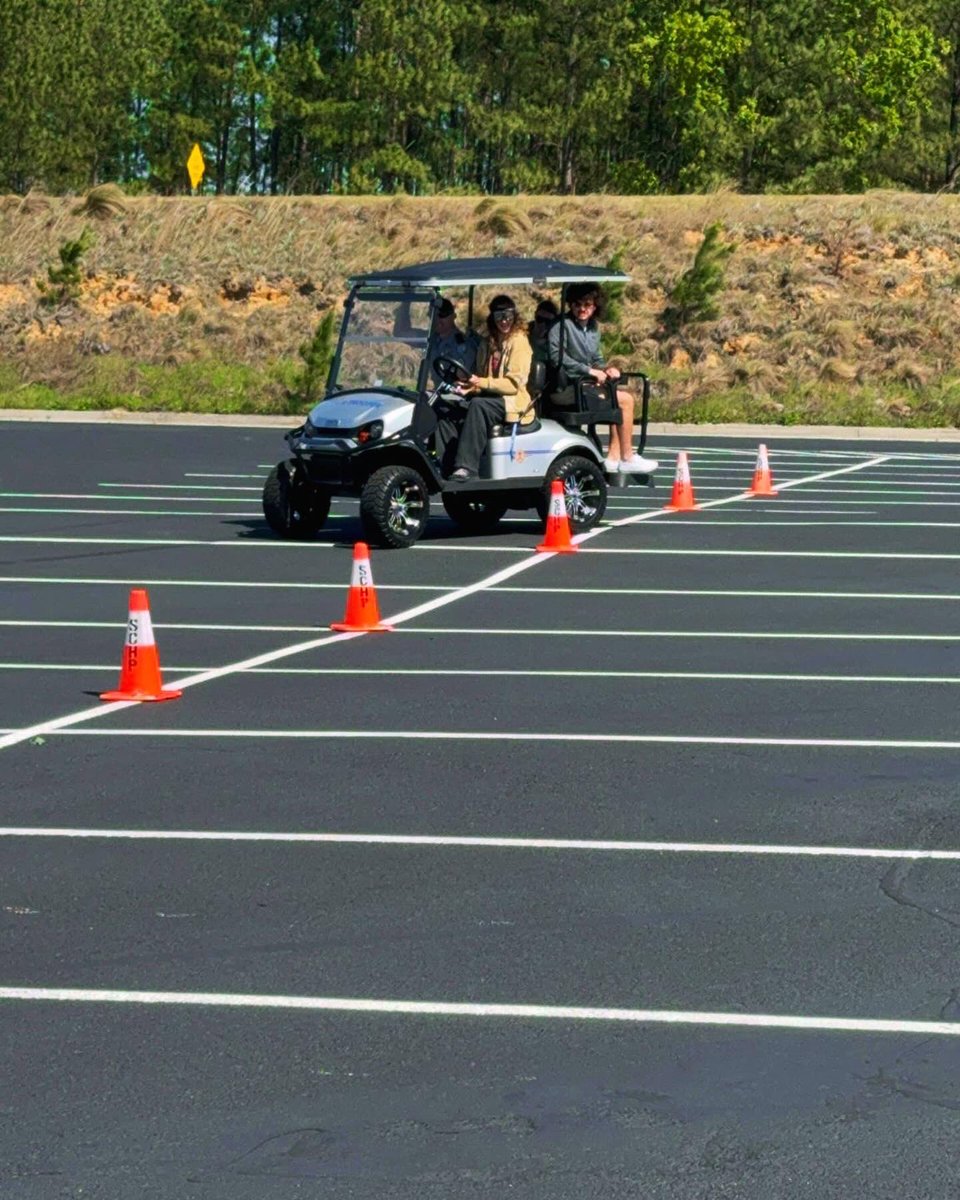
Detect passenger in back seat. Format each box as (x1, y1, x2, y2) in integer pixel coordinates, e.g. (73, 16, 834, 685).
(529, 299, 559, 364)
(547, 283, 657, 474)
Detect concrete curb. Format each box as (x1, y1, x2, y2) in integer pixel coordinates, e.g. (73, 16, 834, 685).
(2, 409, 960, 442)
(0, 409, 297, 428)
(645, 423, 960, 442)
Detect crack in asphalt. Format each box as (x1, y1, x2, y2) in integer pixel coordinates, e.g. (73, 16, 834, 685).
(879, 860, 960, 931)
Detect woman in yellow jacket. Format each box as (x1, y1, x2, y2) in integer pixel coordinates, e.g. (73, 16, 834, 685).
(445, 294, 534, 480)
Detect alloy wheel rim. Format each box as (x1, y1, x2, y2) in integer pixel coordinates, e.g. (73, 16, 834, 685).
(388, 482, 425, 534)
(564, 471, 600, 522)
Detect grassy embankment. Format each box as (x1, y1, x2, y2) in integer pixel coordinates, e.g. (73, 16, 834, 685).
(2, 191, 960, 424)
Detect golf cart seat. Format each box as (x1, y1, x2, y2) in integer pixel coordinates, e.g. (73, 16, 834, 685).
(543, 376, 622, 428)
(490, 418, 541, 437)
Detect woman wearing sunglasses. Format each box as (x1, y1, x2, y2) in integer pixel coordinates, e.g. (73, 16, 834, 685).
(444, 294, 534, 482)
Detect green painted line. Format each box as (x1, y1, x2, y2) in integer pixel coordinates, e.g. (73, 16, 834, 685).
(1, 491, 257, 502)
(99, 482, 261, 492)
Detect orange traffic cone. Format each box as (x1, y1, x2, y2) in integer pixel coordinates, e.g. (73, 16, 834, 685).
(537, 479, 578, 553)
(663, 451, 698, 511)
(331, 542, 393, 631)
(748, 443, 779, 497)
(100, 588, 182, 702)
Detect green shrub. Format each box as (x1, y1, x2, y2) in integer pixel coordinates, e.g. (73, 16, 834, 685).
(37, 228, 94, 308)
(660, 221, 734, 336)
(293, 309, 336, 406)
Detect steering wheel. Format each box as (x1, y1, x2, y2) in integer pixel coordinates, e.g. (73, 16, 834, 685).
(433, 355, 471, 386)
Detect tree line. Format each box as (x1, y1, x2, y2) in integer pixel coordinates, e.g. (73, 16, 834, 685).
(2, 0, 959, 197)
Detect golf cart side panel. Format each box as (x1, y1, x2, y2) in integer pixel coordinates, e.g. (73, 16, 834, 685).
(481, 424, 602, 481)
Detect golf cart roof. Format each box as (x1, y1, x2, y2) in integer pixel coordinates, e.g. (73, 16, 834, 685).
(349, 256, 631, 289)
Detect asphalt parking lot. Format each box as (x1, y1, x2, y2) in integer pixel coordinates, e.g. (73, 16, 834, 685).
(3, 419, 960, 1198)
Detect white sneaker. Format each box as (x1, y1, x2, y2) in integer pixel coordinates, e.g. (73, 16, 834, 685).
(603, 457, 622, 472)
(620, 454, 659, 474)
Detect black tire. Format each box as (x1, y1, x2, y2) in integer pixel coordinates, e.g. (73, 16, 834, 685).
(360, 464, 431, 548)
(262, 462, 331, 539)
(536, 455, 607, 531)
(442, 492, 509, 533)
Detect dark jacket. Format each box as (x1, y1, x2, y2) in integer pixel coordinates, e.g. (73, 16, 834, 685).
(547, 315, 604, 383)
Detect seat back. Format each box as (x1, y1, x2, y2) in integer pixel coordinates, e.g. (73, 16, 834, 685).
(527, 358, 547, 399)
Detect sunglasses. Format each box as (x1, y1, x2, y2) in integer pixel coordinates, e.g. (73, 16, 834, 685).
(492, 308, 516, 321)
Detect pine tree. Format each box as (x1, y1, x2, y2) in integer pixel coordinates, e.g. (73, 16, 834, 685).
(38, 229, 95, 309)
(295, 310, 336, 406)
(660, 222, 734, 336)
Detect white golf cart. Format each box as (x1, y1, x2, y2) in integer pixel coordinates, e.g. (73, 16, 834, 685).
(263, 256, 656, 547)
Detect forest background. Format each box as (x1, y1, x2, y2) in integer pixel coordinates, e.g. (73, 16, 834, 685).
(5, 0, 960, 424)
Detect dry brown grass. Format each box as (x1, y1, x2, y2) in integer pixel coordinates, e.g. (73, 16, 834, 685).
(3, 191, 960, 418)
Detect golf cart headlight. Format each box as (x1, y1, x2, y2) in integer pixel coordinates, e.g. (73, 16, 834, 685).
(357, 420, 383, 444)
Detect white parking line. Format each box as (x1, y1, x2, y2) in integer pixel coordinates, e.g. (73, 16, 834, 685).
(16, 540, 953, 559)
(5, 579, 953, 601)
(580, 548, 960, 559)
(0, 536, 533, 553)
(1, 987, 957, 1036)
(4, 622, 956, 640)
(14, 729, 960, 750)
(652, 520, 960, 528)
(4, 827, 959, 859)
(6, 579, 958, 601)
(385, 629, 960, 642)
(0, 576, 453, 592)
(651, 498, 960, 507)
(3, 666, 960, 685)
(670, 485, 960, 495)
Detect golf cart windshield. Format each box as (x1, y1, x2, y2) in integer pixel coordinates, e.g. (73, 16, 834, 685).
(331, 292, 434, 395)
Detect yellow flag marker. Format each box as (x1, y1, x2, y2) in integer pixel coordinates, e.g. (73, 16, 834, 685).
(186, 143, 205, 190)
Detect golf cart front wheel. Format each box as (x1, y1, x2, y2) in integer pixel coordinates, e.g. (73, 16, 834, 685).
(361, 464, 431, 548)
(442, 493, 509, 532)
(537, 455, 607, 531)
(262, 462, 331, 539)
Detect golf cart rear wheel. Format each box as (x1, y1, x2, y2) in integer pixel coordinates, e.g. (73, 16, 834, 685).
(537, 455, 607, 531)
(361, 464, 431, 548)
(442, 493, 509, 532)
(262, 462, 331, 539)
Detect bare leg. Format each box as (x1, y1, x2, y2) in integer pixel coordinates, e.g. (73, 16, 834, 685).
(606, 425, 620, 462)
(616, 389, 635, 459)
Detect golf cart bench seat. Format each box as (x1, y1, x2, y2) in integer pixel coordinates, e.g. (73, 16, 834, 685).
(547, 406, 621, 428)
(490, 418, 542, 437)
(538, 372, 622, 427)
